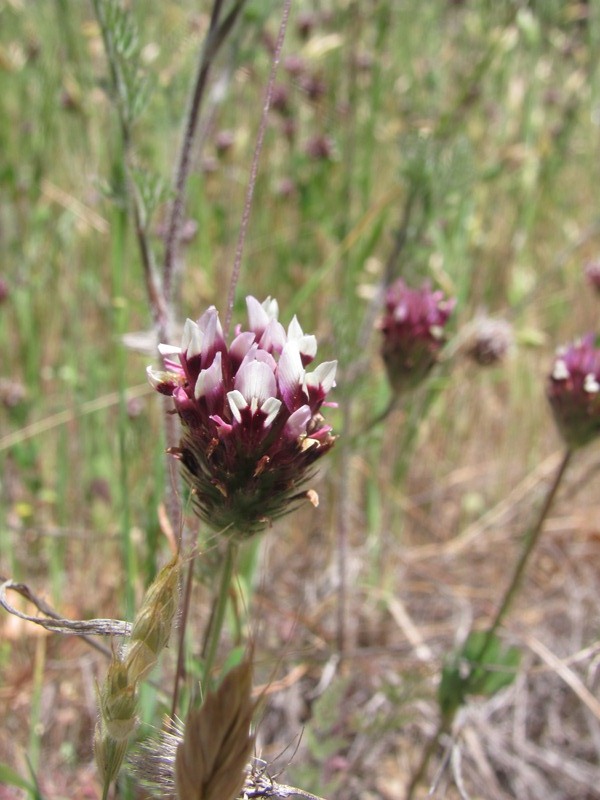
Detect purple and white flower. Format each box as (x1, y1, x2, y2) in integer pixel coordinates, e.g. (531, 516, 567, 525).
(148, 297, 337, 535)
(547, 333, 600, 448)
(379, 279, 455, 392)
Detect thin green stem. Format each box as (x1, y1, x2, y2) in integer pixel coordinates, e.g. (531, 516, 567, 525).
(405, 715, 452, 800)
(203, 541, 238, 687)
(475, 447, 573, 665)
(170, 553, 196, 723)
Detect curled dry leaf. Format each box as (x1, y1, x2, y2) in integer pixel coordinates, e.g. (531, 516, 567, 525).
(175, 660, 255, 800)
(0, 578, 131, 637)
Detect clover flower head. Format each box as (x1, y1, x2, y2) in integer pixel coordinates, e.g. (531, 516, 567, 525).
(379, 278, 455, 392)
(148, 297, 337, 537)
(547, 333, 600, 448)
(463, 314, 513, 367)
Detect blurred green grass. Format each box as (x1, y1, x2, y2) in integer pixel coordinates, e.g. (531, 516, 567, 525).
(2, 0, 600, 796)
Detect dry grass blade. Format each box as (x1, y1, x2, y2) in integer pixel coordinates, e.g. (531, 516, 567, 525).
(175, 660, 255, 800)
(0, 579, 132, 637)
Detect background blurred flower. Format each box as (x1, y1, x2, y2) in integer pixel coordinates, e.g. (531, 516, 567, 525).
(547, 333, 600, 448)
(379, 279, 455, 392)
(584, 260, 600, 293)
(148, 297, 337, 537)
(462, 314, 513, 367)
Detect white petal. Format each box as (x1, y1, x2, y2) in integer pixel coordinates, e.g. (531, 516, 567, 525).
(552, 359, 569, 381)
(278, 341, 305, 390)
(246, 295, 270, 333)
(584, 373, 600, 393)
(285, 405, 311, 438)
(194, 352, 223, 399)
(287, 315, 304, 340)
(235, 360, 277, 404)
(260, 319, 287, 353)
(261, 396, 282, 427)
(146, 365, 165, 388)
(306, 360, 337, 393)
(261, 296, 279, 320)
(230, 331, 256, 362)
(181, 319, 203, 359)
(227, 390, 246, 423)
(287, 316, 317, 359)
(158, 343, 182, 356)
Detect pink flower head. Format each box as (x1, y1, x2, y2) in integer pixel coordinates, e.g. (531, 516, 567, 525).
(148, 297, 337, 536)
(547, 333, 600, 448)
(379, 279, 455, 392)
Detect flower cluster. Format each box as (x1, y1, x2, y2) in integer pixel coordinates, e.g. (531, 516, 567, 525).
(547, 333, 600, 449)
(148, 297, 337, 537)
(379, 279, 455, 391)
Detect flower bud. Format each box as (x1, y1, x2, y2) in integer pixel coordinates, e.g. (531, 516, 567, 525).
(547, 333, 600, 448)
(379, 279, 455, 392)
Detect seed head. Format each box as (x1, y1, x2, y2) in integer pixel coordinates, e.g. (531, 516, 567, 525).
(148, 297, 337, 537)
(379, 278, 455, 392)
(462, 314, 513, 366)
(547, 333, 600, 448)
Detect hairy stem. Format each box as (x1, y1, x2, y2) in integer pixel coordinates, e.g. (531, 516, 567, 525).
(224, 0, 292, 334)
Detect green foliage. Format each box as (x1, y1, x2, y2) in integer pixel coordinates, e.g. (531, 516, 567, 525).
(92, 0, 151, 128)
(439, 631, 521, 719)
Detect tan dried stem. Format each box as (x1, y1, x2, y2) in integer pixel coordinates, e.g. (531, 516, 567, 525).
(175, 659, 255, 800)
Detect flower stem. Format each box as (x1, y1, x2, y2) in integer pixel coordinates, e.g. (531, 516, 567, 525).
(170, 552, 196, 722)
(475, 446, 573, 664)
(203, 540, 238, 686)
(406, 447, 573, 799)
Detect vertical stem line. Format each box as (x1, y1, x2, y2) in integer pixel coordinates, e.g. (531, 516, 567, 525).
(477, 446, 573, 659)
(203, 540, 238, 687)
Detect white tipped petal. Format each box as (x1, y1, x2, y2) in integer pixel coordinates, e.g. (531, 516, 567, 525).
(261, 396, 282, 427)
(261, 296, 279, 320)
(584, 373, 600, 393)
(279, 342, 305, 388)
(246, 295, 271, 333)
(306, 360, 337, 393)
(285, 405, 311, 438)
(158, 343, 181, 356)
(146, 365, 165, 388)
(287, 315, 304, 340)
(260, 319, 287, 353)
(552, 359, 569, 381)
(183, 319, 204, 359)
(235, 360, 277, 404)
(227, 390, 246, 423)
(298, 334, 317, 359)
(194, 352, 222, 399)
